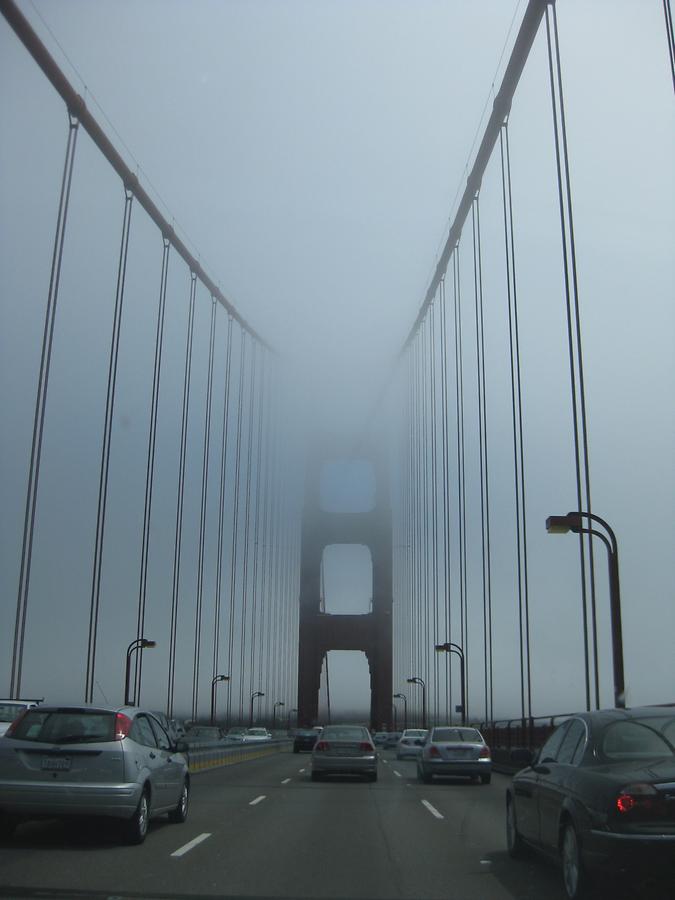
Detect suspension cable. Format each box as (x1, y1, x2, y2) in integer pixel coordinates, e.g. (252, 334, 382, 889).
(430, 300, 440, 725)
(85, 186, 133, 704)
(166, 272, 197, 716)
(249, 351, 267, 702)
(663, 0, 675, 94)
(11, 113, 79, 699)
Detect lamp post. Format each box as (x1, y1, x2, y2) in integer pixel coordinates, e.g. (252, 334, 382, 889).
(406, 677, 426, 729)
(289, 707, 298, 731)
(249, 691, 265, 727)
(434, 641, 466, 724)
(124, 638, 156, 706)
(546, 511, 625, 709)
(393, 693, 407, 731)
(392, 703, 397, 731)
(272, 701, 285, 732)
(210, 675, 230, 725)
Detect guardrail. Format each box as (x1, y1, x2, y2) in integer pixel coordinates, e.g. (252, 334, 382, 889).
(184, 738, 292, 773)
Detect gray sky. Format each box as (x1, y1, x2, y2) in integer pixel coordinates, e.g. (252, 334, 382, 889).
(1, 1, 673, 722)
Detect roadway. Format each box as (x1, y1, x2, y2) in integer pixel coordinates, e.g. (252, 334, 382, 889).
(0, 749, 668, 900)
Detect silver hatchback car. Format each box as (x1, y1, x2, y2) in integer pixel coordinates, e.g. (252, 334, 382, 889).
(311, 725, 377, 782)
(417, 726, 492, 784)
(0, 704, 189, 843)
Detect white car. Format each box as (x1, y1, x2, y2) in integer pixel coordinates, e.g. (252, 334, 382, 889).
(396, 728, 429, 759)
(241, 727, 272, 743)
(0, 700, 42, 738)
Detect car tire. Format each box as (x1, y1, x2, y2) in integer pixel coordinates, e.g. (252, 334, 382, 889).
(293, 747, 299, 753)
(367, 772, 378, 783)
(124, 787, 150, 845)
(561, 822, 591, 899)
(506, 796, 527, 858)
(168, 778, 189, 824)
(480, 773, 491, 785)
(311, 771, 321, 782)
(0, 813, 19, 840)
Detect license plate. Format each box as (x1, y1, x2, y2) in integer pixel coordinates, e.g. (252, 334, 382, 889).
(41, 756, 71, 771)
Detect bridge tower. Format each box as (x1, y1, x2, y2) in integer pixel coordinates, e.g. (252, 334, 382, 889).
(297, 446, 393, 730)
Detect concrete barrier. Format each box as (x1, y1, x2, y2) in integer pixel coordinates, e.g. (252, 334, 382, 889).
(185, 739, 292, 773)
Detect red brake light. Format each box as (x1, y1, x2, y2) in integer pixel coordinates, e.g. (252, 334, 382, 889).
(430, 745, 441, 758)
(4, 708, 29, 738)
(359, 741, 374, 751)
(479, 745, 491, 759)
(114, 712, 132, 741)
(315, 740, 329, 752)
(616, 783, 658, 814)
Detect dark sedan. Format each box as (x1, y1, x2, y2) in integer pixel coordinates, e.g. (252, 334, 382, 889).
(506, 706, 675, 899)
(293, 729, 319, 753)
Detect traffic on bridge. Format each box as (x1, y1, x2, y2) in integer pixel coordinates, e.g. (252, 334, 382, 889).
(1, 1, 674, 899)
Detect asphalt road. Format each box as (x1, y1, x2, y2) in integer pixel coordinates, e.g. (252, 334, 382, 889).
(0, 749, 669, 900)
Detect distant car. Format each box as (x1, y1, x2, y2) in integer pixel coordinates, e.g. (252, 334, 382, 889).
(373, 731, 389, 746)
(0, 700, 42, 738)
(417, 726, 491, 784)
(293, 728, 319, 752)
(224, 727, 246, 743)
(385, 731, 402, 748)
(396, 728, 428, 759)
(241, 727, 272, 743)
(506, 706, 675, 900)
(311, 724, 377, 782)
(0, 704, 189, 844)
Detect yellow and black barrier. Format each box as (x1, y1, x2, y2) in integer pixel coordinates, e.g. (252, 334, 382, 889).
(185, 739, 292, 773)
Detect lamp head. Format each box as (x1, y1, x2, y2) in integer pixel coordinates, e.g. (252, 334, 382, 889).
(435, 642, 450, 652)
(546, 512, 583, 534)
(141, 639, 156, 649)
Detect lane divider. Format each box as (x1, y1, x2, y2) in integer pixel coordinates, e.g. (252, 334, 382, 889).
(421, 799, 444, 820)
(186, 739, 292, 773)
(249, 795, 266, 806)
(171, 833, 211, 857)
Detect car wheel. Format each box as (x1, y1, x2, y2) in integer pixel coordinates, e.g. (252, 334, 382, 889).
(506, 796, 527, 858)
(311, 771, 321, 782)
(124, 787, 150, 845)
(367, 772, 377, 783)
(480, 773, 491, 785)
(561, 822, 591, 899)
(0, 813, 19, 840)
(168, 778, 189, 824)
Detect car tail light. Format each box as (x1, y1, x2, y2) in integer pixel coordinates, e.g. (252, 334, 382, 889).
(4, 709, 29, 738)
(479, 745, 491, 759)
(314, 740, 329, 752)
(616, 783, 658, 814)
(114, 712, 133, 741)
(359, 741, 374, 751)
(430, 745, 441, 758)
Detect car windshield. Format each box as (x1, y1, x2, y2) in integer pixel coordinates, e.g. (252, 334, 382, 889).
(601, 719, 675, 761)
(432, 728, 482, 743)
(7, 710, 114, 744)
(0, 702, 27, 723)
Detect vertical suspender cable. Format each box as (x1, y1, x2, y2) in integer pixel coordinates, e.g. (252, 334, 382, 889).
(167, 273, 197, 716)
(249, 351, 266, 701)
(256, 360, 272, 708)
(663, 0, 675, 93)
(86, 187, 133, 703)
(439, 277, 452, 722)
(226, 329, 247, 725)
(238, 342, 258, 721)
(472, 195, 494, 724)
(191, 296, 218, 720)
(211, 315, 234, 691)
(134, 236, 171, 705)
(546, 4, 597, 710)
(11, 114, 79, 699)
(430, 301, 440, 725)
(421, 320, 430, 708)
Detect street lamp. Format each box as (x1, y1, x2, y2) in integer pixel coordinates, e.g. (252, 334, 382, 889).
(272, 701, 285, 731)
(406, 677, 426, 729)
(393, 693, 407, 731)
(210, 675, 230, 725)
(124, 638, 156, 706)
(546, 511, 625, 709)
(249, 690, 265, 727)
(435, 641, 466, 724)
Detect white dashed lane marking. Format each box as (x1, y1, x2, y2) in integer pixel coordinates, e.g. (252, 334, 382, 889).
(421, 799, 444, 820)
(281, 778, 291, 784)
(393, 770, 402, 777)
(249, 795, 266, 806)
(171, 833, 211, 857)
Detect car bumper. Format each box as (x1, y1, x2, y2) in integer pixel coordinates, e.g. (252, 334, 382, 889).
(420, 760, 492, 778)
(312, 754, 377, 775)
(584, 828, 675, 871)
(0, 779, 142, 819)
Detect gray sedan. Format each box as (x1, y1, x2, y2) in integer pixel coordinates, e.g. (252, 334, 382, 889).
(417, 726, 492, 784)
(311, 725, 377, 782)
(0, 704, 189, 843)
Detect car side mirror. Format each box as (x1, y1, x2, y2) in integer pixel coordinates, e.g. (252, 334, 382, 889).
(175, 740, 187, 753)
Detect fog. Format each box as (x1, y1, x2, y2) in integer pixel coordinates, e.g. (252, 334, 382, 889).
(1, 1, 673, 726)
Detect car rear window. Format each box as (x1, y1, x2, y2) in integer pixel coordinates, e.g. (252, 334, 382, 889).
(321, 727, 368, 741)
(7, 709, 115, 744)
(432, 728, 482, 743)
(601, 720, 675, 761)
